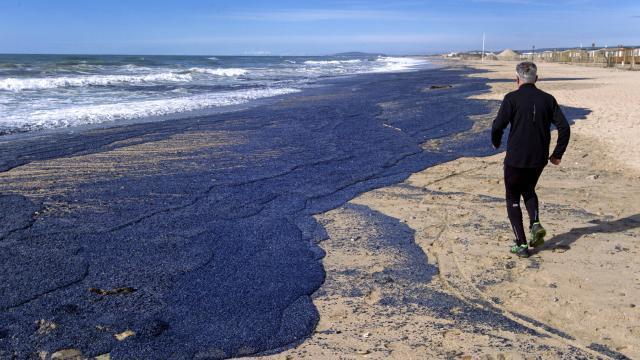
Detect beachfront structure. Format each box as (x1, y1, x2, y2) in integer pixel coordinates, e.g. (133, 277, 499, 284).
(516, 46, 640, 69)
(601, 47, 638, 67)
(497, 49, 520, 61)
(445, 46, 639, 69)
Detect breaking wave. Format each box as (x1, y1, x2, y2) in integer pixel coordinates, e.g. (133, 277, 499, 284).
(303, 59, 362, 65)
(372, 57, 429, 72)
(5, 87, 300, 131)
(188, 67, 248, 76)
(0, 72, 193, 92)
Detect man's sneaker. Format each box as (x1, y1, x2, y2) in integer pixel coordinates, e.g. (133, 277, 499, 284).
(510, 244, 530, 258)
(529, 222, 547, 248)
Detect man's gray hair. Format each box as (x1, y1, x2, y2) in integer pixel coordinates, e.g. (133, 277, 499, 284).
(516, 62, 538, 83)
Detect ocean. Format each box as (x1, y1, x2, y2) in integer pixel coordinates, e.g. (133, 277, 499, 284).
(0, 54, 430, 134)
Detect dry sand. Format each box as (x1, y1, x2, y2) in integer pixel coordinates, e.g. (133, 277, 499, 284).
(259, 62, 640, 359)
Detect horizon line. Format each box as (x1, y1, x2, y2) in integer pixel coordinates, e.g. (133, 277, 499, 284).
(0, 51, 436, 57)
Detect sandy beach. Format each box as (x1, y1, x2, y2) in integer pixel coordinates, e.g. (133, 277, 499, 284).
(3, 0, 640, 357)
(259, 61, 640, 359)
(2, 60, 639, 359)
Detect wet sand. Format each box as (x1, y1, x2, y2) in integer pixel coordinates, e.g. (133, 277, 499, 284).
(261, 62, 640, 359)
(1, 66, 503, 359)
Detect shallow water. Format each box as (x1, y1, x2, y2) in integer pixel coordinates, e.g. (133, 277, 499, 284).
(0, 54, 430, 134)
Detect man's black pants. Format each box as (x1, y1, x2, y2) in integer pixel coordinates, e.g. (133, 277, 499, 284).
(504, 165, 545, 246)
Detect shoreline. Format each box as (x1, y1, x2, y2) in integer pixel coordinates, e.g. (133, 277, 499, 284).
(1, 65, 501, 359)
(0, 55, 436, 138)
(260, 60, 640, 359)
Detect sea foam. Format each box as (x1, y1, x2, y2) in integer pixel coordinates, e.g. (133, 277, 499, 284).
(0, 72, 193, 91)
(304, 59, 362, 65)
(4, 87, 300, 131)
(372, 57, 428, 72)
(188, 68, 248, 76)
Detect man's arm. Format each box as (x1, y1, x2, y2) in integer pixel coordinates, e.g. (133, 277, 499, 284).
(491, 95, 512, 148)
(550, 99, 571, 163)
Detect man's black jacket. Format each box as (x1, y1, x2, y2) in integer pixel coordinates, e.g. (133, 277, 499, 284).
(491, 83, 571, 168)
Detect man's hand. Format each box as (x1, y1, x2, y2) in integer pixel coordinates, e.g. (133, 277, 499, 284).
(549, 156, 561, 165)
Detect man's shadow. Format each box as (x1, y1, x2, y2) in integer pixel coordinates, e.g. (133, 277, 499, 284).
(535, 214, 640, 253)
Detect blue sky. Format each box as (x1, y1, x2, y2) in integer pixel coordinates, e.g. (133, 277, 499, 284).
(0, 0, 638, 55)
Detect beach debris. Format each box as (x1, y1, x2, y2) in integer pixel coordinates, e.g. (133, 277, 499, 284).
(428, 84, 453, 90)
(382, 123, 402, 131)
(442, 329, 462, 338)
(36, 319, 58, 335)
(114, 330, 136, 341)
(362, 332, 371, 338)
(630, 304, 636, 308)
(356, 349, 370, 355)
(51, 349, 83, 360)
(96, 354, 111, 360)
(89, 287, 136, 296)
(552, 245, 570, 253)
(504, 261, 516, 270)
(444, 350, 465, 358)
(614, 244, 629, 252)
(553, 297, 560, 302)
(548, 283, 558, 288)
(449, 306, 463, 315)
(527, 261, 540, 270)
(586, 174, 600, 180)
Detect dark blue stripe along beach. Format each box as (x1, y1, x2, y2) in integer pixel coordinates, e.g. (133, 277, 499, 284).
(2, 66, 521, 358)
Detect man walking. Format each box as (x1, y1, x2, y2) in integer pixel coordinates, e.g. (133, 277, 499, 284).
(491, 62, 571, 258)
